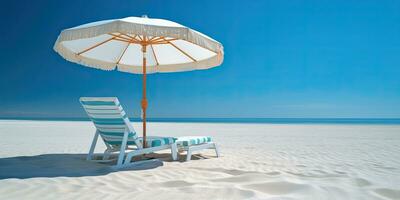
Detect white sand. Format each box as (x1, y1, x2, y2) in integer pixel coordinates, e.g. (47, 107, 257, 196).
(0, 120, 400, 200)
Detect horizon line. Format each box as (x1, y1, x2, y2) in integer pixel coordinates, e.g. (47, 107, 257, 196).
(1, 117, 400, 125)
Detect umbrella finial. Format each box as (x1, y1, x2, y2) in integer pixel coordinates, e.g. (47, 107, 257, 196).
(142, 15, 148, 18)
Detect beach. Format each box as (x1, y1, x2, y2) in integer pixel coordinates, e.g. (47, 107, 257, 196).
(0, 120, 399, 200)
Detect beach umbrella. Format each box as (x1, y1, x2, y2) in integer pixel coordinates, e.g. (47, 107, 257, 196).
(54, 16, 224, 147)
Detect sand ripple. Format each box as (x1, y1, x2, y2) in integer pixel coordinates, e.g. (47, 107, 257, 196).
(1, 121, 400, 199)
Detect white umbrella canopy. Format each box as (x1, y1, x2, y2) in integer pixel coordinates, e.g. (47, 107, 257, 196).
(54, 16, 224, 148)
(54, 16, 224, 74)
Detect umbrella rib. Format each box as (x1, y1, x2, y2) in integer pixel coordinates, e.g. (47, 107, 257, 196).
(148, 36, 156, 42)
(166, 40, 197, 62)
(78, 34, 121, 55)
(149, 36, 165, 43)
(122, 33, 142, 43)
(148, 36, 162, 42)
(110, 33, 141, 43)
(151, 37, 179, 44)
(116, 42, 130, 65)
(113, 38, 134, 43)
(120, 33, 135, 39)
(150, 44, 159, 66)
(114, 33, 133, 40)
(109, 33, 131, 41)
(152, 38, 178, 44)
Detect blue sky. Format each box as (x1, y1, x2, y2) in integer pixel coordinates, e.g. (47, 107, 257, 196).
(0, 0, 399, 118)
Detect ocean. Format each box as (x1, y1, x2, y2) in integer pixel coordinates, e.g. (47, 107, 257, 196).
(1, 117, 400, 124)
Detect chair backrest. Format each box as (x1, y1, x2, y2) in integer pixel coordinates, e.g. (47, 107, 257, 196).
(80, 97, 142, 148)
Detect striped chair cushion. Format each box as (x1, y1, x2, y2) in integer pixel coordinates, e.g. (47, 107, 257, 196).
(104, 136, 175, 147)
(138, 136, 176, 147)
(175, 136, 212, 147)
(99, 131, 136, 145)
(80, 97, 138, 145)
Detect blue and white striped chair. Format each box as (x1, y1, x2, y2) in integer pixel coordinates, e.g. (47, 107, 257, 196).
(80, 97, 177, 168)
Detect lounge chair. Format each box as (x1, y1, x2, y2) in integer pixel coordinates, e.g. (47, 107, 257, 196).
(80, 97, 178, 168)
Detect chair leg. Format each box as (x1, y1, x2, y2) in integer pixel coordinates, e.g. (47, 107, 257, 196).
(123, 145, 173, 167)
(87, 130, 99, 161)
(171, 143, 178, 161)
(186, 149, 192, 161)
(116, 129, 129, 167)
(103, 149, 112, 160)
(213, 143, 220, 157)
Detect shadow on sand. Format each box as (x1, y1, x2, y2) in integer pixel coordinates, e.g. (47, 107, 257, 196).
(0, 153, 170, 179)
(0, 152, 212, 180)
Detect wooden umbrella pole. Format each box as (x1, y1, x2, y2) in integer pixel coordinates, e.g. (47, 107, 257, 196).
(141, 44, 148, 148)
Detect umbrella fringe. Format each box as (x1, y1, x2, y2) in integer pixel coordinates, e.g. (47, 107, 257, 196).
(54, 41, 223, 74)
